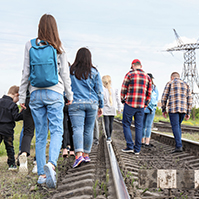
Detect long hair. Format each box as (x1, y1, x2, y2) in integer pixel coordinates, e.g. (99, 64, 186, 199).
(102, 75, 113, 106)
(70, 48, 96, 80)
(38, 14, 63, 54)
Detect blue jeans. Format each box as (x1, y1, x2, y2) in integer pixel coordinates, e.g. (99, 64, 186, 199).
(68, 103, 98, 154)
(169, 112, 185, 148)
(142, 110, 156, 138)
(29, 90, 64, 176)
(122, 103, 144, 153)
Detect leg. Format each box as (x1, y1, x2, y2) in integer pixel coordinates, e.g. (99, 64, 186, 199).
(134, 108, 144, 153)
(142, 113, 147, 143)
(4, 136, 15, 167)
(104, 115, 110, 138)
(29, 90, 48, 176)
(45, 91, 64, 168)
(109, 116, 114, 137)
(169, 113, 185, 148)
(83, 103, 98, 154)
(19, 127, 24, 152)
(68, 103, 85, 155)
(145, 110, 156, 144)
(20, 97, 35, 156)
(122, 103, 135, 149)
(93, 116, 99, 145)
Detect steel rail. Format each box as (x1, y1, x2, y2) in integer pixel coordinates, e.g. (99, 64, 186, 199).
(102, 119, 130, 199)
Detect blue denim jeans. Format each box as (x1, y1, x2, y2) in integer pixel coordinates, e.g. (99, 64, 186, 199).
(122, 103, 144, 153)
(142, 110, 156, 138)
(29, 89, 64, 176)
(169, 112, 185, 148)
(68, 103, 98, 154)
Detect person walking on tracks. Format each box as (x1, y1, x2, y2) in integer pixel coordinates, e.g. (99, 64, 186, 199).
(19, 14, 73, 188)
(142, 73, 159, 148)
(102, 75, 121, 143)
(121, 59, 152, 154)
(68, 47, 104, 168)
(161, 72, 192, 153)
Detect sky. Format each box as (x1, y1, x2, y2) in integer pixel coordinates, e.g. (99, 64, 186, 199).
(1, 0, 199, 102)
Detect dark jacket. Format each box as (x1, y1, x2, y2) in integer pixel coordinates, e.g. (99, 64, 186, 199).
(0, 95, 23, 137)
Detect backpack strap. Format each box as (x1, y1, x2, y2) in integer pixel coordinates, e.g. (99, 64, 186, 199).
(30, 38, 37, 47)
(30, 39, 49, 47)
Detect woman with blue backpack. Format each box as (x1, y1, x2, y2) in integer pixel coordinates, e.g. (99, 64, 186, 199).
(142, 73, 159, 148)
(19, 14, 73, 188)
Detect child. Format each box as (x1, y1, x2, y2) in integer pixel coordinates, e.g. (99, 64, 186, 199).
(0, 85, 23, 170)
(102, 75, 121, 142)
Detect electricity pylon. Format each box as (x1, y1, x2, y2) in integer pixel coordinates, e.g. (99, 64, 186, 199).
(166, 29, 199, 106)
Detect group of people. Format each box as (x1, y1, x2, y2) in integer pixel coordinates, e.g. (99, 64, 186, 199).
(0, 13, 193, 190)
(121, 59, 192, 155)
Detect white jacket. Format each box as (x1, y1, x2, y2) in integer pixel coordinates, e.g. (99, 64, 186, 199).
(103, 86, 122, 116)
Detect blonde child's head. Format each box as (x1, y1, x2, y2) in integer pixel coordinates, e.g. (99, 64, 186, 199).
(102, 75, 113, 106)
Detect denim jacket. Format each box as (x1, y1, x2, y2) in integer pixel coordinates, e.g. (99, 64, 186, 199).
(70, 67, 104, 108)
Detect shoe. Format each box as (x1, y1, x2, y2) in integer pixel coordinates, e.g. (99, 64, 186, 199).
(44, 162, 57, 188)
(37, 176, 46, 184)
(106, 137, 112, 143)
(32, 162, 37, 174)
(84, 156, 91, 163)
(8, 165, 17, 171)
(133, 151, 140, 155)
(73, 156, 85, 168)
(70, 151, 75, 156)
(62, 148, 68, 158)
(121, 148, 134, 153)
(19, 153, 28, 174)
(141, 143, 145, 147)
(171, 147, 183, 154)
(145, 143, 154, 148)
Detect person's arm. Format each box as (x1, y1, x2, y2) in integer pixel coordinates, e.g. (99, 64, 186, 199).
(145, 78, 152, 108)
(121, 73, 130, 103)
(94, 71, 104, 109)
(59, 52, 73, 102)
(115, 88, 122, 113)
(186, 84, 192, 120)
(161, 82, 170, 116)
(19, 41, 32, 109)
(12, 104, 23, 121)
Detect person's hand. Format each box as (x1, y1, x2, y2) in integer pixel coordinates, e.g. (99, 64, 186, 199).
(20, 103, 26, 110)
(162, 111, 167, 118)
(185, 114, 190, 120)
(98, 108, 103, 117)
(66, 100, 73, 105)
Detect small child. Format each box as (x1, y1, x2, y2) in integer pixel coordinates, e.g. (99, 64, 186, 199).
(0, 85, 23, 170)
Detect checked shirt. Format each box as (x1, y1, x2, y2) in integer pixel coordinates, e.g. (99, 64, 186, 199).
(161, 78, 192, 115)
(121, 69, 152, 108)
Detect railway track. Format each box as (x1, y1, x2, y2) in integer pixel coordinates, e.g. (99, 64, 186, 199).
(49, 118, 199, 199)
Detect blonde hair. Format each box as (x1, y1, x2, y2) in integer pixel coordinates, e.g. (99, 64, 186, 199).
(102, 75, 113, 106)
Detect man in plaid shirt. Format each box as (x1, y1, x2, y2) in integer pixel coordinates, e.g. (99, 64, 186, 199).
(121, 59, 152, 154)
(161, 72, 192, 153)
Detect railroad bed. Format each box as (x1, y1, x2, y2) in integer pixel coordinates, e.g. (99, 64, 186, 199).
(46, 118, 199, 199)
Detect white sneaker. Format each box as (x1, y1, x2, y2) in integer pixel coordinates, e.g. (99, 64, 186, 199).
(32, 163, 37, 173)
(19, 153, 28, 174)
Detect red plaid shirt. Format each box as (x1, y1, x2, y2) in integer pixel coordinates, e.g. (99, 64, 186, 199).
(121, 69, 152, 108)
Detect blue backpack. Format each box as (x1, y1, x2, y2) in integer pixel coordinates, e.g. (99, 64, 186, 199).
(29, 38, 58, 87)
